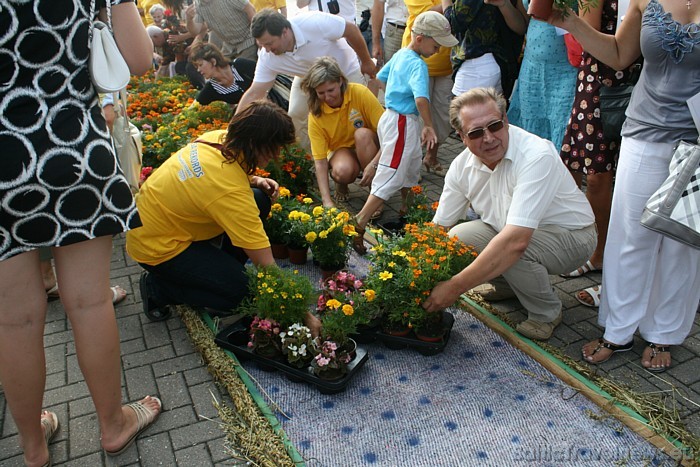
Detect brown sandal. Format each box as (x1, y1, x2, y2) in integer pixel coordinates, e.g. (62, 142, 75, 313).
(352, 223, 367, 255)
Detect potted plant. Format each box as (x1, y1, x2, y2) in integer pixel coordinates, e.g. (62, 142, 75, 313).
(247, 316, 283, 359)
(311, 339, 354, 380)
(527, 0, 595, 21)
(264, 186, 295, 258)
(286, 196, 315, 264)
(238, 266, 315, 357)
(279, 323, 315, 369)
(364, 223, 478, 339)
(306, 206, 359, 277)
(402, 185, 439, 226)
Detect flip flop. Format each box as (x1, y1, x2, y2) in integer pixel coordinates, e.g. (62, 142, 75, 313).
(575, 285, 601, 308)
(40, 410, 60, 467)
(104, 396, 162, 457)
(560, 260, 602, 278)
(642, 342, 671, 373)
(582, 338, 634, 364)
(111, 285, 127, 305)
(46, 284, 60, 301)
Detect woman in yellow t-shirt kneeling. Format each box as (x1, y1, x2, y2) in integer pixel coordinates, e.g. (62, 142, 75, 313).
(126, 101, 294, 321)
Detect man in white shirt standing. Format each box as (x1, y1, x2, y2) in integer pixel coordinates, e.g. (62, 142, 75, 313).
(422, 88, 597, 340)
(236, 9, 377, 150)
(370, 0, 408, 65)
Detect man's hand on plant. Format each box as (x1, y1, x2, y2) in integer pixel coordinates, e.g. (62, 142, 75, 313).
(305, 312, 322, 337)
(422, 279, 462, 312)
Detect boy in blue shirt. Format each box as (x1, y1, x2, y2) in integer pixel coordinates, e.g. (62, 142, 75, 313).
(353, 11, 457, 254)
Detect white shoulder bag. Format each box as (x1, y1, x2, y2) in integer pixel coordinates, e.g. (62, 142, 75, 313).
(89, 0, 131, 93)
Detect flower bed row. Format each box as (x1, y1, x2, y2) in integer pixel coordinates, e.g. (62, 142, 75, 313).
(126, 75, 314, 193)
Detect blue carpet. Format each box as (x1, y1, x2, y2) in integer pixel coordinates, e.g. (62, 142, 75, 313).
(243, 248, 676, 466)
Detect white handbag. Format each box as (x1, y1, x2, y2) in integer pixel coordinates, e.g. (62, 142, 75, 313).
(640, 139, 700, 249)
(89, 0, 131, 93)
(111, 89, 143, 193)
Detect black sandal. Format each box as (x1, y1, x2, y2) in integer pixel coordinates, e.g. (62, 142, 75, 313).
(643, 342, 671, 373)
(582, 338, 633, 364)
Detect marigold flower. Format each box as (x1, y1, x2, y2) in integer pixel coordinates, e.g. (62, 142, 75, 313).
(313, 206, 324, 217)
(305, 232, 317, 243)
(342, 304, 354, 316)
(326, 299, 342, 309)
(379, 271, 393, 280)
(364, 289, 376, 301)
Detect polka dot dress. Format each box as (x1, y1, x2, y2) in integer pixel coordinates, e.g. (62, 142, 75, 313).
(0, 0, 140, 261)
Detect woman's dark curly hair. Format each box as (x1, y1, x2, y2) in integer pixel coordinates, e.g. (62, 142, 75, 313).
(220, 100, 295, 174)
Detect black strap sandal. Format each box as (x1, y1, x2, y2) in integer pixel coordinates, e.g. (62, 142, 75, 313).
(584, 338, 634, 364)
(644, 342, 671, 373)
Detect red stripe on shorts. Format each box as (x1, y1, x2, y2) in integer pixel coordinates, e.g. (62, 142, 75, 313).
(390, 114, 406, 169)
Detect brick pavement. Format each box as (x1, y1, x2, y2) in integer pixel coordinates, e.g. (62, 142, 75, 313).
(0, 135, 698, 465)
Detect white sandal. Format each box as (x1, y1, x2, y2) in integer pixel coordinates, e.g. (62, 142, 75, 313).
(575, 285, 602, 308)
(560, 260, 602, 278)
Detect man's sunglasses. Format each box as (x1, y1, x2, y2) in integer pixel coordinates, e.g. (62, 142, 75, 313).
(466, 119, 504, 140)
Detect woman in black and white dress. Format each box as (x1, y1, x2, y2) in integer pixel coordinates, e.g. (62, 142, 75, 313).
(0, 1, 161, 464)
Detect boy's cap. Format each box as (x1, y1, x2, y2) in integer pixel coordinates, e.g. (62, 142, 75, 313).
(412, 11, 458, 48)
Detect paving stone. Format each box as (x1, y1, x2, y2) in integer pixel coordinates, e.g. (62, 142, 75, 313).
(69, 396, 96, 419)
(119, 314, 148, 342)
(156, 373, 192, 410)
(148, 405, 198, 434)
(122, 345, 176, 370)
(64, 452, 104, 466)
(184, 367, 215, 386)
(208, 436, 237, 464)
(169, 420, 225, 450)
(137, 431, 177, 466)
(151, 353, 204, 378)
(175, 443, 214, 466)
(68, 412, 101, 458)
(120, 337, 148, 356)
(43, 330, 74, 348)
(124, 365, 158, 401)
(171, 328, 196, 356)
(189, 383, 223, 420)
(43, 381, 90, 407)
(66, 353, 82, 385)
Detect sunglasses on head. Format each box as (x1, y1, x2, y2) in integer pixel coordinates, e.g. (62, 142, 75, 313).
(466, 119, 504, 140)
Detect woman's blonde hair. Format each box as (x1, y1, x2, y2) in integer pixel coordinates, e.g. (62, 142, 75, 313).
(300, 56, 348, 117)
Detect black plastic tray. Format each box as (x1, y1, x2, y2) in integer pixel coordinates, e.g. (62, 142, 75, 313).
(214, 317, 369, 394)
(352, 311, 455, 356)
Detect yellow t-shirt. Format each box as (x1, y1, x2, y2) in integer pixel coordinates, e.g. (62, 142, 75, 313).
(401, 0, 452, 77)
(308, 83, 385, 161)
(126, 130, 270, 265)
(251, 0, 286, 11)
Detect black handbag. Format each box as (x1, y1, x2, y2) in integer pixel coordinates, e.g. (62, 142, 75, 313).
(598, 62, 642, 142)
(599, 84, 634, 142)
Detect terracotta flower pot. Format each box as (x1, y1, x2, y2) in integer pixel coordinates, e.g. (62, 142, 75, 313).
(320, 264, 345, 280)
(527, 0, 553, 20)
(287, 246, 308, 265)
(270, 243, 289, 259)
(382, 322, 411, 337)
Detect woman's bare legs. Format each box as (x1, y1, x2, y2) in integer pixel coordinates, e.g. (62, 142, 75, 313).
(0, 249, 51, 466)
(53, 236, 160, 452)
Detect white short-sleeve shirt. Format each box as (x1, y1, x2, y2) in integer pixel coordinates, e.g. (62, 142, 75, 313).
(253, 12, 361, 83)
(433, 125, 595, 232)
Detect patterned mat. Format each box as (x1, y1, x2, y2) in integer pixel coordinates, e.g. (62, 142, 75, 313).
(239, 248, 674, 466)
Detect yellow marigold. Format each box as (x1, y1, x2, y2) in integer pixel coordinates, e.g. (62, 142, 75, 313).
(281, 292, 288, 299)
(271, 203, 282, 212)
(266, 287, 274, 293)
(364, 289, 376, 301)
(392, 250, 407, 257)
(305, 231, 317, 243)
(326, 299, 342, 309)
(312, 206, 324, 217)
(379, 271, 393, 281)
(301, 213, 311, 222)
(342, 304, 354, 316)
(319, 230, 328, 239)
(302, 197, 313, 204)
(279, 187, 291, 198)
(388, 261, 396, 268)
(343, 224, 357, 236)
(145, 134, 154, 141)
(369, 227, 383, 235)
